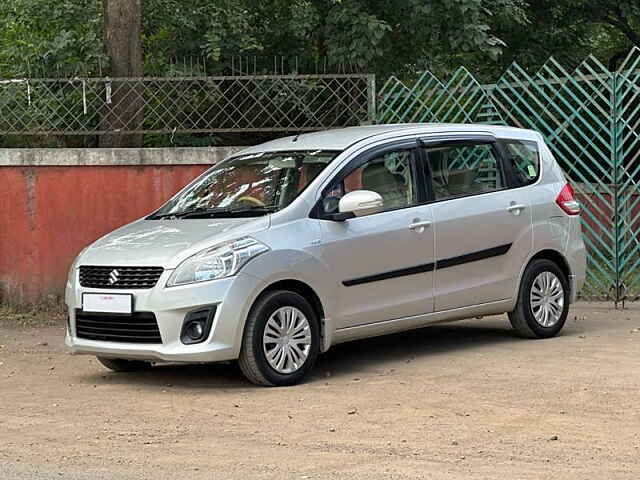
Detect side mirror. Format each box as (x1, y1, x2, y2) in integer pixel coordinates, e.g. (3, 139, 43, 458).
(338, 190, 384, 217)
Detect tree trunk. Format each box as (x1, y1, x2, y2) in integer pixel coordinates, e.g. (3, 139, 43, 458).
(100, 0, 144, 147)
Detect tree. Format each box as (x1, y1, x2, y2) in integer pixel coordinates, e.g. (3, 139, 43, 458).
(101, 0, 143, 147)
(585, 0, 640, 69)
(2, 0, 640, 82)
(479, 0, 640, 77)
(139, 0, 530, 77)
(245, 0, 531, 77)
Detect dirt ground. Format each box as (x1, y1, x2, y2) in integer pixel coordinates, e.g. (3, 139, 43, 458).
(1, 302, 639, 480)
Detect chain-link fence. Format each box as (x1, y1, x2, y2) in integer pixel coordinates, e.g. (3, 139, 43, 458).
(0, 74, 375, 136)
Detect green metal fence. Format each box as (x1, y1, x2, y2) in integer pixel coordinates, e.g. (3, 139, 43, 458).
(377, 48, 640, 301)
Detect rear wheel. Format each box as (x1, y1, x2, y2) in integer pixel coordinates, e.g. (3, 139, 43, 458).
(509, 259, 569, 338)
(96, 357, 152, 372)
(238, 290, 320, 386)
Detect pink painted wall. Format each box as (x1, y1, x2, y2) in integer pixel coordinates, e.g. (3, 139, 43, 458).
(0, 165, 209, 303)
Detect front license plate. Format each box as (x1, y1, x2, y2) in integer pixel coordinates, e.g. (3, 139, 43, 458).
(82, 293, 132, 314)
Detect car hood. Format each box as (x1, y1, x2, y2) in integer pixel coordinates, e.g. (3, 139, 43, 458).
(78, 216, 270, 269)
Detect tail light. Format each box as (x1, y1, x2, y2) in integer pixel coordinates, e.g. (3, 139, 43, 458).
(555, 183, 581, 215)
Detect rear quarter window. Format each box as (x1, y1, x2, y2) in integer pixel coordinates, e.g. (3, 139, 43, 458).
(501, 139, 540, 187)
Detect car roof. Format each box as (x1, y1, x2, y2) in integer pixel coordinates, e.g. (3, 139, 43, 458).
(236, 124, 539, 155)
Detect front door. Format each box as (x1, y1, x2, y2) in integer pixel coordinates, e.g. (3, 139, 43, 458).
(317, 143, 436, 329)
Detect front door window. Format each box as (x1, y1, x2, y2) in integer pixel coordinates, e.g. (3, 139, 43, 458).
(322, 149, 417, 215)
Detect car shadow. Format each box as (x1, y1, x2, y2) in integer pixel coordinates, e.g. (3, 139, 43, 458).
(78, 315, 566, 389)
(80, 360, 250, 389)
(312, 316, 520, 379)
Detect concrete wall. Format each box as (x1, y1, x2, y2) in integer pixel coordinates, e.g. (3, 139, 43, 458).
(0, 147, 240, 304)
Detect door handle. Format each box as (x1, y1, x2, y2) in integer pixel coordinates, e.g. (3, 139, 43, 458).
(409, 220, 431, 231)
(506, 204, 526, 214)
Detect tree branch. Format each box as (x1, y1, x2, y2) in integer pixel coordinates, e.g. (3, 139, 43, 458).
(603, 5, 640, 46)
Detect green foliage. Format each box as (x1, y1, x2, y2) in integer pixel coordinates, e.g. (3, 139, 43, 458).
(0, 0, 538, 79)
(324, 2, 391, 69)
(0, 0, 639, 82)
(477, 0, 640, 77)
(362, 0, 529, 76)
(0, 0, 105, 77)
(142, 0, 263, 74)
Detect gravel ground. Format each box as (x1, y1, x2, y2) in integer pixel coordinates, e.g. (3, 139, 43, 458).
(1, 301, 639, 479)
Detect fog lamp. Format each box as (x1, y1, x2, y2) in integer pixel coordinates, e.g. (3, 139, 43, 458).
(180, 307, 217, 345)
(185, 322, 204, 340)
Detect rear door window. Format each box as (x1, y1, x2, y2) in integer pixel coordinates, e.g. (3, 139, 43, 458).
(423, 142, 506, 201)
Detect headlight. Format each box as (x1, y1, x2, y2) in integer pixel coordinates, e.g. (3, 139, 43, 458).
(68, 246, 89, 282)
(167, 237, 269, 286)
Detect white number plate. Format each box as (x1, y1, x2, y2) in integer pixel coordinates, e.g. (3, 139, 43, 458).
(82, 293, 132, 314)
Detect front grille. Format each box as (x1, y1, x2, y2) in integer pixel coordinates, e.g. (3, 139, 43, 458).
(75, 310, 162, 344)
(79, 266, 164, 289)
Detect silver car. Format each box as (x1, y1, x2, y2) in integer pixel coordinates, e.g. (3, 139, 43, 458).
(65, 124, 586, 386)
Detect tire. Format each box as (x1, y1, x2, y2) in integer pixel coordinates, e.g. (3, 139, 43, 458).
(96, 357, 152, 372)
(509, 259, 570, 338)
(238, 290, 320, 387)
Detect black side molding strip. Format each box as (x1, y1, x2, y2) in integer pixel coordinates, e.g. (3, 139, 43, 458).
(436, 243, 512, 270)
(342, 243, 512, 287)
(343, 262, 435, 287)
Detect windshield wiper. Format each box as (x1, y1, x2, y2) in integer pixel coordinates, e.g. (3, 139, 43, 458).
(182, 205, 279, 218)
(149, 207, 206, 219)
(151, 205, 277, 220)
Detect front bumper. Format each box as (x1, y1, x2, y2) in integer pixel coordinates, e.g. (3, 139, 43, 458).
(65, 270, 262, 363)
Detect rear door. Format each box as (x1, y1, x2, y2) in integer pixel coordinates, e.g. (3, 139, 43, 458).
(420, 136, 533, 311)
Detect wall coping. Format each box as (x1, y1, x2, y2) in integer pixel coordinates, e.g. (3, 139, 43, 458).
(0, 147, 244, 166)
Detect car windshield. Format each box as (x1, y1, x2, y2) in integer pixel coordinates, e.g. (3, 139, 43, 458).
(150, 150, 339, 219)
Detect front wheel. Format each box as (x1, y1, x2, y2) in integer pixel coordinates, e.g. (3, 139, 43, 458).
(509, 259, 570, 338)
(238, 290, 320, 386)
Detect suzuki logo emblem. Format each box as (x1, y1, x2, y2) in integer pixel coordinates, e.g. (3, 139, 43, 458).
(108, 269, 120, 285)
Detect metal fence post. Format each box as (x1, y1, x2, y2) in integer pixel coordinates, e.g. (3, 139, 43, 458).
(611, 72, 621, 305)
(367, 74, 376, 125)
